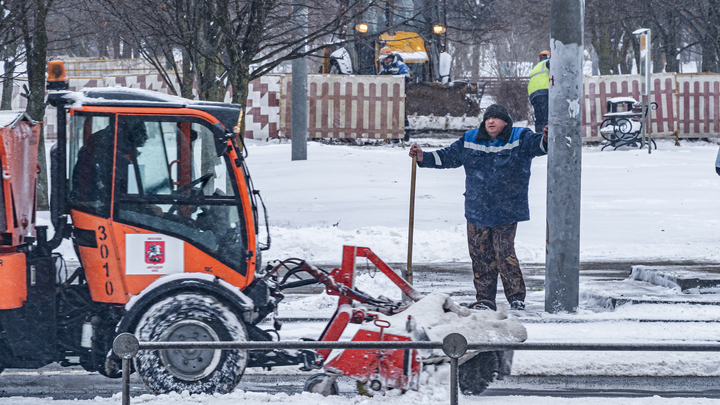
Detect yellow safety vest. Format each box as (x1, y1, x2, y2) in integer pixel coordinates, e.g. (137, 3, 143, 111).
(527, 60, 550, 96)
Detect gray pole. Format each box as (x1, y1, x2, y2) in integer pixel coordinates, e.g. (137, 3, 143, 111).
(291, 2, 308, 161)
(645, 30, 652, 154)
(545, 0, 584, 313)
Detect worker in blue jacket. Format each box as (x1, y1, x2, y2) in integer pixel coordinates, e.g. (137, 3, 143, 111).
(409, 104, 548, 311)
(378, 47, 410, 82)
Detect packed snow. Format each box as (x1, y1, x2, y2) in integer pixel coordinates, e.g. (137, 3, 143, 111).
(253, 137, 720, 265)
(10, 134, 720, 404)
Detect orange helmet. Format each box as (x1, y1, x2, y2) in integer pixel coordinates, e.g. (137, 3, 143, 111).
(539, 50, 551, 60)
(378, 46, 393, 60)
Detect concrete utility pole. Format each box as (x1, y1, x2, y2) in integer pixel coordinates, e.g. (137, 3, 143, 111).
(545, 0, 584, 313)
(291, 1, 308, 161)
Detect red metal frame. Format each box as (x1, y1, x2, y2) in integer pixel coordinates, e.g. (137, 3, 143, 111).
(300, 245, 424, 392)
(349, 246, 422, 302)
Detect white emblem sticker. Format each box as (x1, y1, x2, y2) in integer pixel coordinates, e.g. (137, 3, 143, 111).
(126, 234, 184, 275)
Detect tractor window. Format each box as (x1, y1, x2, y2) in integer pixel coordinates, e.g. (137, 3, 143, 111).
(114, 116, 246, 272)
(68, 114, 114, 217)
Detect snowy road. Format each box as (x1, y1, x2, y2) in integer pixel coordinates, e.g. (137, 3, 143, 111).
(4, 371, 720, 400)
(5, 261, 720, 401)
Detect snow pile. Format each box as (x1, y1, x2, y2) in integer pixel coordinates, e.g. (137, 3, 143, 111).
(408, 114, 481, 131)
(629, 266, 682, 291)
(391, 293, 526, 344)
(339, 293, 527, 361)
(267, 225, 547, 265)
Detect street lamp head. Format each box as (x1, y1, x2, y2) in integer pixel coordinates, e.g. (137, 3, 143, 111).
(633, 28, 649, 35)
(433, 25, 446, 34)
(355, 23, 369, 33)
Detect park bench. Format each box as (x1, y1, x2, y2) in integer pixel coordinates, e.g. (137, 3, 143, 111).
(599, 97, 657, 151)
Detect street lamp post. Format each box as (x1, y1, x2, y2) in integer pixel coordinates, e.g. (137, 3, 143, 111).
(633, 28, 652, 153)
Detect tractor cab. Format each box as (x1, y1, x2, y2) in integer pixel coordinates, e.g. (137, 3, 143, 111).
(48, 88, 264, 305)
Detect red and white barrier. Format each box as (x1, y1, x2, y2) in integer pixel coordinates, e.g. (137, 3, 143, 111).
(245, 75, 281, 139)
(278, 74, 405, 139)
(7, 57, 720, 141)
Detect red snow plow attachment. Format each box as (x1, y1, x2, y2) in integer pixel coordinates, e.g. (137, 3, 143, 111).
(268, 246, 526, 396)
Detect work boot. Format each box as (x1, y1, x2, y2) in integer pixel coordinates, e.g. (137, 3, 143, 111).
(510, 300, 525, 310)
(462, 299, 496, 311)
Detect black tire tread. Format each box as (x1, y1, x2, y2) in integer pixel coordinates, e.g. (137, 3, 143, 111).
(134, 293, 248, 395)
(458, 351, 499, 395)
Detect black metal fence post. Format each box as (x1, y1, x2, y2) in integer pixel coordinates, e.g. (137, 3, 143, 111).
(442, 333, 468, 405)
(113, 333, 140, 405)
(122, 358, 130, 405)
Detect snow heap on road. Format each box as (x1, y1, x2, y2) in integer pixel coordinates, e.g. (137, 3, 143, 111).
(323, 292, 526, 366)
(387, 293, 526, 354)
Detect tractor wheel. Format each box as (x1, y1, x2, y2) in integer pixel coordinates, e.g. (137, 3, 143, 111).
(303, 373, 339, 396)
(458, 351, 499, 395)
(134, 293, 248, 395)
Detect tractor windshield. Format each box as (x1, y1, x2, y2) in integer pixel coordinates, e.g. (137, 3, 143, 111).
(112, 116, 247, 272)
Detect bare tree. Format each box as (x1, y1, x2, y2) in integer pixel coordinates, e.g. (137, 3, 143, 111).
(668, 0, 720, 72)
(585, 0, 636, 74)
(94, 0, 373, 108)
(0, 0, 28, 110)
(19, 0, 55, 210)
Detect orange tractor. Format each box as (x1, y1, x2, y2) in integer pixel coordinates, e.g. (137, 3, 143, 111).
(0, 62, 306, 394)
(0, 62, 513, 396)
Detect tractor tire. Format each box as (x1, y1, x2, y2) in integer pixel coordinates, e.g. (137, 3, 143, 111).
(303, 373, 339, 396)
(134, 293, 248, 395)
(458, 351, 499, 395)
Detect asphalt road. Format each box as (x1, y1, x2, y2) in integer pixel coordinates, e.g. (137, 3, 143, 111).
(4, 368, 720, 400)
(3, 260, 719, 400)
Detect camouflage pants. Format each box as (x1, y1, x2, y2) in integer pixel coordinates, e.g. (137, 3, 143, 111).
(467, 222, 526, 305)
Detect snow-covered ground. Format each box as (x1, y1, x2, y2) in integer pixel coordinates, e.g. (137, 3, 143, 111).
(9, 135, 720, 404)
(8, 391, 720, 405)
(253, 136, 720, 265)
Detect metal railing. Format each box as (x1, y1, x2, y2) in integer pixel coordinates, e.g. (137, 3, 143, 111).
(113, 333, 720, 405)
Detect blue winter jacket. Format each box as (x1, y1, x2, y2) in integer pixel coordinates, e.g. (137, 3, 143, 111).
(419, 125, 547, 227)
(379, 55, 410, 83)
